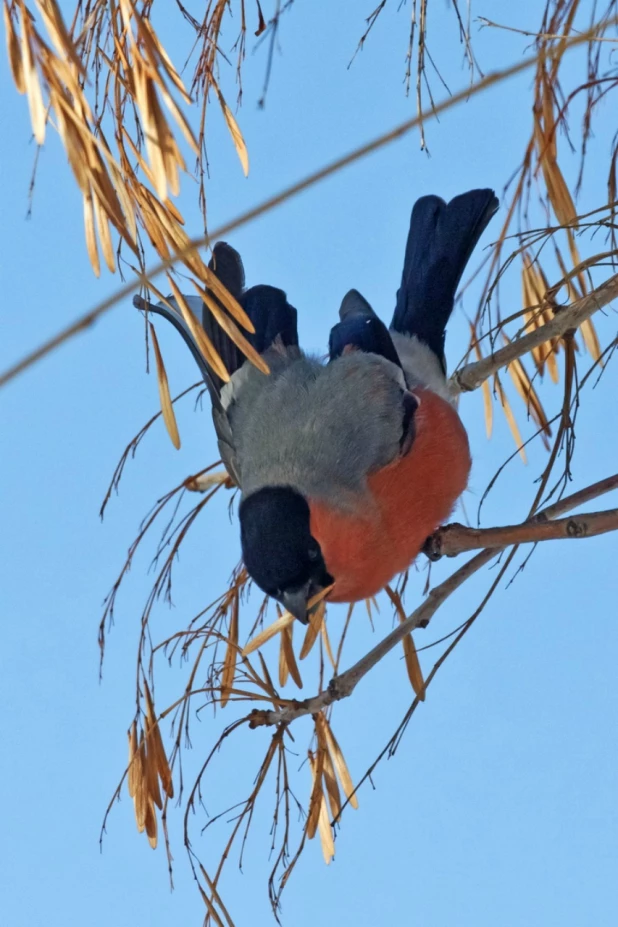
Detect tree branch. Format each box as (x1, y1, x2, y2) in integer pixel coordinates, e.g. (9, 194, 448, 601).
(248, 548, 497, 728)
(452, 274, 618, 393)
(532, 473, 618, 519)
(425, 507, 618, 558)
(249, 472, 618, 728)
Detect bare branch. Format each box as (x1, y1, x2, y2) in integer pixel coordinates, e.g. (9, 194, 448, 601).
(425, 508, 618, 558)
(478, 17, 618, 44)
(248, 548, 497, 728)
(535, 472, 618, 519)
(452, 273, 618, 393)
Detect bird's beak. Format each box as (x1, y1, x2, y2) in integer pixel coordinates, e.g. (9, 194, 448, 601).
(280, 581, 322, 625)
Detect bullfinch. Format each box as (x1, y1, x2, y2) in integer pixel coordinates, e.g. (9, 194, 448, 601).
(135, 188, 499, 622)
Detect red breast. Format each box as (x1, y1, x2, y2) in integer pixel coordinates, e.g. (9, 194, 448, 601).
(309, 388, 471, 602)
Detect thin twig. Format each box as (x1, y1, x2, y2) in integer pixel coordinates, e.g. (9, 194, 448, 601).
(478, 17, 618, 44)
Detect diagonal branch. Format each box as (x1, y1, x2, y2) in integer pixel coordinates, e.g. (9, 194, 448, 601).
(249, 548, 497, 727)
(452, 274, 618, 393)
(529, 473, 618, 518)
(249, 472, 618, 728)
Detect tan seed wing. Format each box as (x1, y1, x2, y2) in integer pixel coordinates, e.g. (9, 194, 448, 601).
(242, 612, 294, 657)
(4, 2, 25, 93)
(321, 717, 358, 810)
(149, 322, 181, 449)
(215, 87, 249, 177)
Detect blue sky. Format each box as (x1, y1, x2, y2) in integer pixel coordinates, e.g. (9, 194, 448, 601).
(1, 2, 617, 926)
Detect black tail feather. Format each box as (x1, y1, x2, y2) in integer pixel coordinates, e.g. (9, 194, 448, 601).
(391, 189, 499, 368)
(206, 242, 245, 305)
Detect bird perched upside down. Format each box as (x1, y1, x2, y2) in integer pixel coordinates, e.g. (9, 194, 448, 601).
(135, 188, 499, 622)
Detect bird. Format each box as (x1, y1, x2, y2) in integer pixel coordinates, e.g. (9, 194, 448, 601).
(134, 188, 499, 623)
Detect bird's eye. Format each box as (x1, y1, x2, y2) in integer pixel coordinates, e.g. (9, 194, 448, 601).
(308, 542, 320, 562)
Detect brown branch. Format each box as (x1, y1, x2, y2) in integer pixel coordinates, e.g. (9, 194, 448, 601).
(452, 273, 618, 393)
(1, 28, 605, 391)
(426, 508, 618, 557)
(248, 548, 497, 728)
(533, 472, 618, 519)
(249, 471, 618, 728)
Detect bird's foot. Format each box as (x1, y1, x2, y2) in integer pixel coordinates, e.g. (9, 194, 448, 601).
(422, 522, 468, 561)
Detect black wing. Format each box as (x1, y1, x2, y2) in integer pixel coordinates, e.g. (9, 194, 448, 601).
(328, 289, 402, 369)
(133, 242, 299, 485)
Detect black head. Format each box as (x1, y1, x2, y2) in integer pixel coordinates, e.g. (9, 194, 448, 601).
(239, 486, 333, 623)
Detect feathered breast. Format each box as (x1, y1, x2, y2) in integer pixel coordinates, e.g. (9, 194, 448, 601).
(309, 388, 471, 602)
